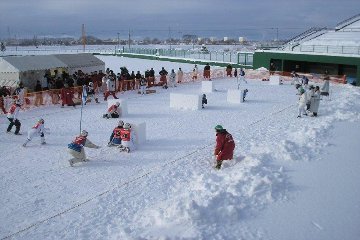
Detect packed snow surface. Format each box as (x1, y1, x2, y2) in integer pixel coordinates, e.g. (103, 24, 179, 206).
(1, 56, 360, 240)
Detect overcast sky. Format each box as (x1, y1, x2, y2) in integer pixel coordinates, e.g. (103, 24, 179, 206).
(0, 0, 359, 40)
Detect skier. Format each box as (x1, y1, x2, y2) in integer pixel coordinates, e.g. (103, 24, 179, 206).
(23, 118, 48, 147)
(67, 130, 100, 167)
(6, 100, 22, 135)
(169, 69, 176, 87)
(119, 123, 137, 152)
(103, 102, 121, 119)
(108, 120, 124, 146)
(297, 88, 308, 118)
(214, 125, 235, 169)
(202, 94, 208, 108)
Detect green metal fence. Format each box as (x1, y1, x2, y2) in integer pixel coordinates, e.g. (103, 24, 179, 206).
(118, 47, 254, 66)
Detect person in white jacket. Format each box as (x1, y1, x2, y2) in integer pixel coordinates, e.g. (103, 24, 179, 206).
(310, 86, 321, 117)
(169, 69, 176, 87)
(177, 68, 184, 83)
(67, 130, 100, 166)
(6, 100, 22, 135)
(23, 118, 48, 147)
(297, 88, 308, 118)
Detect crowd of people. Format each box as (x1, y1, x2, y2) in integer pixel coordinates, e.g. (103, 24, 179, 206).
(2, 64, 339, 169)
(293, 72, 329, 118)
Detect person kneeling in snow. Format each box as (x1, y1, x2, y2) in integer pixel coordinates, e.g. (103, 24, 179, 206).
(23, 118, 48, 147)
(214, 125, 235, 169)
(119, 123, 137, 152)
(108, 120, 124, 146)
(202, 94, 208, 108)
(67, 130, 100, 166)
(103, 102, 121, 119)
(243, 89, 248, 102)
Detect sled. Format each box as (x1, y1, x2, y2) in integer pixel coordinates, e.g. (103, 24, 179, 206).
(137, 89, 156, 94)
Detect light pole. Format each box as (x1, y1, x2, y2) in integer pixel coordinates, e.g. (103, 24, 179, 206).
(117, 32, 120, 50)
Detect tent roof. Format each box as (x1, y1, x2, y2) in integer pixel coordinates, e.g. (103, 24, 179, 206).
(1, 55, 67, 72)
(53, 53, 104, 68)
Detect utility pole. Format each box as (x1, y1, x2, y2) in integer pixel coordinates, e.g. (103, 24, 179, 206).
(128, 29, 131, 49)
(117, 32, 120, 51)
(168, 27, 171, 50)
(82, 24, 86, 52)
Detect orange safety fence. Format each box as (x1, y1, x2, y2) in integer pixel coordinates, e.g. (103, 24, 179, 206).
(0, 69, 348, 114)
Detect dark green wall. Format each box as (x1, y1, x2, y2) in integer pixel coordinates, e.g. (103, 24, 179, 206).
(253, 51, 360, 85)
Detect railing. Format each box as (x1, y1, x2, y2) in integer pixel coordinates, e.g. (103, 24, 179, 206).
(291, 45, 360, 55)
(118, 47, 254, 66)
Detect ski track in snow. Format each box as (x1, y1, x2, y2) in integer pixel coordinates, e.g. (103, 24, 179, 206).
(1, 58, 360, 239)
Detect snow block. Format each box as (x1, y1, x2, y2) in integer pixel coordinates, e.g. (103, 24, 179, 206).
(227, 89, 244, 103)
(170, 93, 201, 110)
(107, 98, 128, 116)
(201, 81, 214, 93)
(130, 122, 146, 145)
(269, 75, 281, 85)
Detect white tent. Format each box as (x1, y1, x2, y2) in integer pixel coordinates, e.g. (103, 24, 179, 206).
(0, 53, 105, 89)
(53, 53, 105, 75)
(0, 55, 67, 88)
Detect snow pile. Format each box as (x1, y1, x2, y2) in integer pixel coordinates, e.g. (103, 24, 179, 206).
(1, 56, 360, 240)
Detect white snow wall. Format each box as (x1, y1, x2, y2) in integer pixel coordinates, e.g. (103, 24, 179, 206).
(170, 93, 201, 110)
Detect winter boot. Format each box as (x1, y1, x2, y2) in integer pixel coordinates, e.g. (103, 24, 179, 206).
(95, 98, 99, 103)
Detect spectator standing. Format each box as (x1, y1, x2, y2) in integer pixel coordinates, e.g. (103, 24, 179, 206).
(203, 63, 211, 79)
(169, 69, 176, 87)
(159, 67, 168, 86)
(34, 80, 44, 106)
(177, 68, 184, 83)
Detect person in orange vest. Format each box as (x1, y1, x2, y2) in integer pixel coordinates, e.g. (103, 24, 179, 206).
(60, 84, 75, 108)
(23, 118, 49, 147)
(103, 102, 121, 119)
(67, 130, 100, 167)
(108, 120, 124, 146)
(203, 63, 211, 79)
(214, 125, 235, 169)
(119, 123, 136, 152)
(6, 100, 22, 135)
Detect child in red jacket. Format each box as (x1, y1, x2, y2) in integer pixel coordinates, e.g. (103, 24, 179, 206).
(214, 125, 235, 169)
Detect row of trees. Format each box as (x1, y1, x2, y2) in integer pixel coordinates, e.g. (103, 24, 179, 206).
(2, 35, 258, 47)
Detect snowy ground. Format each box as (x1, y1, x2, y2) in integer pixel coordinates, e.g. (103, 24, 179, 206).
(1, 56, 360, 240)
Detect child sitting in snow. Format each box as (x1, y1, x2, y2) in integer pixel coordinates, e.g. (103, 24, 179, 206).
(103, 102, 121, 119)
(108, 120, 124, 146)
(202, 94, 208, 108)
